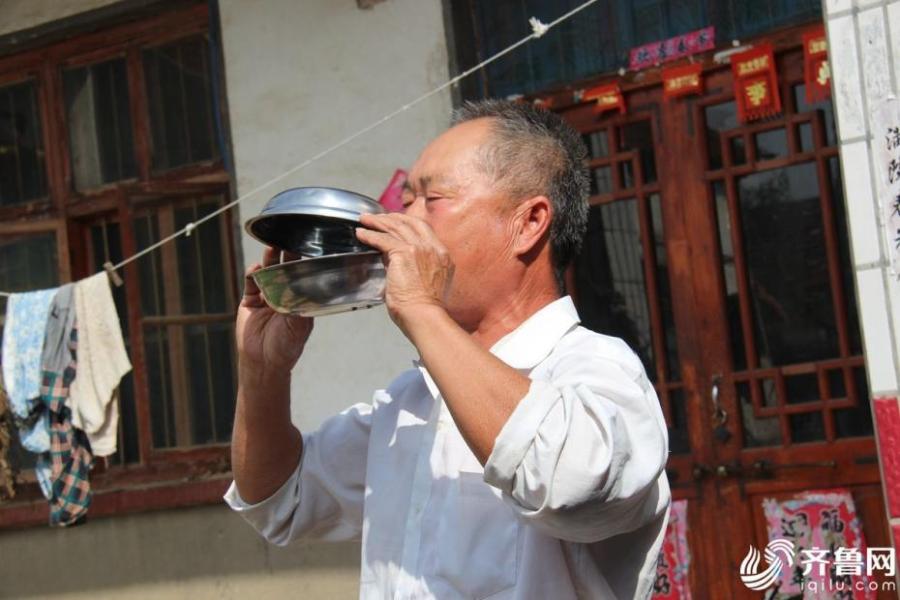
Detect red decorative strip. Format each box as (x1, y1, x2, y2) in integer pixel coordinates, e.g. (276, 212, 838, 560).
(874, 397, 900, 518)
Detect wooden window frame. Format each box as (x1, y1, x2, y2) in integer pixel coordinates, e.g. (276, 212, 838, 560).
(0, 2, 239, 529)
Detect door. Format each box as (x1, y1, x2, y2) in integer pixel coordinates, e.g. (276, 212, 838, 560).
(562, 45, 889, 598)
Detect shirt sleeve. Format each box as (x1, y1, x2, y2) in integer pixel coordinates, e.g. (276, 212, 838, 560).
(482, 341, 670, 544)
(224, 401, 373, 546)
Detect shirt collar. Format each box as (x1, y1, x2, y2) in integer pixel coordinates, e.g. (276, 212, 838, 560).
(414, 296, 581, 398)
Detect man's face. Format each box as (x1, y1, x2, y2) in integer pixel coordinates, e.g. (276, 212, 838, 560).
(401, 118, 517, 327)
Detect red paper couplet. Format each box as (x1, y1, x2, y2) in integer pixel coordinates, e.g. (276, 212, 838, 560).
(662, 63, 703, 100)
(730, 43, 782, 123)
(803, 25, 831, 104)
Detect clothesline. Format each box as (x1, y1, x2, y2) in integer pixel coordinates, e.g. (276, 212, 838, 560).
(0, 0, 602, 299)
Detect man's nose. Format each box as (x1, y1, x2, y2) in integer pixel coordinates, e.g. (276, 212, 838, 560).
(403, 196, 427, 219)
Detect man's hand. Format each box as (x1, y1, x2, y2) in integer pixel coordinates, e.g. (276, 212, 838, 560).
(232, 246, 311, 504)
(238, 246, 314, 375)
(356, 213, 454, 335)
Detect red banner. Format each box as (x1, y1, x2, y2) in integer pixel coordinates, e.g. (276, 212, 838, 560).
(583, 83, 625, 116)
(803, 25, 831, 104)
(629, 26, 715, 71)
(731, 43, 782, 123)
(662, 63, 703, 100)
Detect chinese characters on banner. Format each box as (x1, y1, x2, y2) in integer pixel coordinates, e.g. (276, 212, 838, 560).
(802, 25, 831, 104)
(653, 499, 692, 600)
(730, 43, 782, 123)
(874, 97, 900, 278)
(662, 63, 703, 100)
(629, 27, 715, 71)
(762, 489, 876, 599)
(583, 83, 626, 116)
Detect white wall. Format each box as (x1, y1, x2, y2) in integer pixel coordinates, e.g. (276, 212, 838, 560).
(823, 0, 900, 554)
(0, 0, 121, 37)
(219, 0, 452, 431)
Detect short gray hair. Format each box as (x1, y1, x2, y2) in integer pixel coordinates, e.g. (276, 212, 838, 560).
(451, 99, 589, 292)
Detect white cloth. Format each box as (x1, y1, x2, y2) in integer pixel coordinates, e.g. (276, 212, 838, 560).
(224, 297, 671, 599)
(68, 272, 132, 457)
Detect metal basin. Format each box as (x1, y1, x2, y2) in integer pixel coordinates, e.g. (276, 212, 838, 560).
(245, 187, 384, 257)
(251, 251, 386, 317)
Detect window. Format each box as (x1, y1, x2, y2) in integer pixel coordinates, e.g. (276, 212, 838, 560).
(63, 58, 137, 190)
(448, 0, 822, 98)
(143, 35, 220, 171)
(0, 80, 48, 206)
(0, 2, 236, 525)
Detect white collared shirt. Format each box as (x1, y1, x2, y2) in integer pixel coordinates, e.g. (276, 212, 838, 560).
(224, 297, 671, 599)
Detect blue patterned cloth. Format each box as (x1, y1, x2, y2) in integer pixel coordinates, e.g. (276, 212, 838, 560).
(1, 288, 57, 453)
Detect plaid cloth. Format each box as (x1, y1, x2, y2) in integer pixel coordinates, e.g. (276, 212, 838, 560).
(37, 326, 93, 526)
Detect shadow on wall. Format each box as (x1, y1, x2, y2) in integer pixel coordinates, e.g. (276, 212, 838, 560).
(0, 503, 360, 598)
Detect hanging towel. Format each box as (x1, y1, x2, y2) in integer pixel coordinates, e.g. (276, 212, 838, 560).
(37, 324, 93, 526)
(68, 273, 131, 457)
(1, 288, 57, 454)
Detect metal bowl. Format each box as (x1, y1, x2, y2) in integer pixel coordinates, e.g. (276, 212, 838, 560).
(251, 251, 386, 317)
(245, 187, 385, 257)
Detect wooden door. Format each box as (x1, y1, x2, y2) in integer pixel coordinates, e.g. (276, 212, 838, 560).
(562, 45, 889, 598)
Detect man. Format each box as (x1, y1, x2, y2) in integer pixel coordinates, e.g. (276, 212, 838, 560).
(225, 100, 671, 599)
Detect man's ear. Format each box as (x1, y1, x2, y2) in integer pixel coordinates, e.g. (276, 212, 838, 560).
(512, 195, 552, 257)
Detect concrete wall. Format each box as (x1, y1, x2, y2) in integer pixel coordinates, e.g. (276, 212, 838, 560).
(823, 0, 900, 555)
(219, 0, 452, 432)
(0, 0, 452, 597)
(0, 504, 360, 599)
(0, 0, 121, 37)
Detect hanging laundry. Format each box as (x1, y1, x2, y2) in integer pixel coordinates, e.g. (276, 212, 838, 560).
(0, 376, 15, 500)
(68, 273, 131, 457)
(1, 288, 57, 454)
(37, 323, 93, 526)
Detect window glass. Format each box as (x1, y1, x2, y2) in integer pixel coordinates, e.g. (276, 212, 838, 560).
(63, 58, 137, 190)
(0, 80, 48, 206)
(143, 35, 220, 171)
(455, 0, 821, 98)
(134, 197, 236, 448)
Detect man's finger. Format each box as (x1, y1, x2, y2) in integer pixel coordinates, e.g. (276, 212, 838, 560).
(262, 246, 281, 267)
(362, 214, 421, 245)
(356, 227, 403, 254)
(394, 213, 440, 244)
(242, 262, 264, 306)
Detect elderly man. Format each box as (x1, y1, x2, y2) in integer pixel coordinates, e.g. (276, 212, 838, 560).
(225, 100, 671, 599)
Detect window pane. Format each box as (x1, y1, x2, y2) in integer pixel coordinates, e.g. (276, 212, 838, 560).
(705, 101, 739, 170)
(134, 197, 237, 448)
(143, 35, 219, 171)
(0, 80, 48, 206)
(735, 163, 839, 366)
(793, 83, 837, 147)
(754, 128, 788, 160)
(63, 58, 137, 190)
(575, 199, 655, 375)
(88, 221, 139, 465)
(619, 120, 657, 183)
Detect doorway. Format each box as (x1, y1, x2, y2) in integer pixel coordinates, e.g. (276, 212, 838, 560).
(562, 45, 890, 598)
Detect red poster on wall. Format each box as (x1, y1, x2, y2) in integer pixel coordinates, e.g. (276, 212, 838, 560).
(583, 83, 625, 116)
(803, 25, 831, 104)
(730, 43, 782, 123)
(662, 63, 703, 100)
